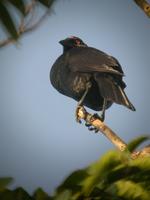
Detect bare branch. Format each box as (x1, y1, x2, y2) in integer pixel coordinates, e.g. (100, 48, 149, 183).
(77, 106, 150, 159)
(131, 145, 150, 159)
(25, 0, 36, 14)
(0, 37, 15, 48)
(23, 9, 51, 34)
(134, 0, 150, 17)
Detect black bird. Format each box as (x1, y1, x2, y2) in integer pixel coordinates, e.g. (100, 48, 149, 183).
(50, 36, 135, 122)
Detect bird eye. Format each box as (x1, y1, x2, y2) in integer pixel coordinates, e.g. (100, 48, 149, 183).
(75, 39, 81, 45)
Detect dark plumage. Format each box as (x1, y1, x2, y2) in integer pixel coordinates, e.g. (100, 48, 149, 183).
(50, 36, 135, 121)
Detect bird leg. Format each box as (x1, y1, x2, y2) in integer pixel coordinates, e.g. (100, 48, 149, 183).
(100, 98, 107, 122)
(75, 82, 91, 123)
(76, 84, 107, 133)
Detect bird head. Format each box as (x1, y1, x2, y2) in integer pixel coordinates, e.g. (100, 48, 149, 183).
(59, 36, 87, 52)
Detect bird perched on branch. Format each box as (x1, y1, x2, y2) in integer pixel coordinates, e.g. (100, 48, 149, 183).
(50, 36, 135, 124)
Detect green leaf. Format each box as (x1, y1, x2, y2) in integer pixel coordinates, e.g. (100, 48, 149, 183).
(56, 169, 88, 194)
(104, 165, 140, 186)
(0, 1, 18, 39)
(105, 156, 150, 190)
(115, 180, 150, 200)
(0, 177, 13, 191)
(13, 187, 32, 200)
(8, 0, 26, 15)
(130, 157, 150, 171)
(37, 0, 55, 8)
(127, 135, 150, 152)
(128, 157, 150, 189)
(33, 188, 52, 200)
(81, 151, 124, 196)
(54, 190, 72, 200)
(0, 189, 15, 200)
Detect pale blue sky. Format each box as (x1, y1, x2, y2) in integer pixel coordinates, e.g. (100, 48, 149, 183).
(0, 0, 150, 194)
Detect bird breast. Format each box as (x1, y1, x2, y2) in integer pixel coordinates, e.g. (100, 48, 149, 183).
(71, 74, 90, 94)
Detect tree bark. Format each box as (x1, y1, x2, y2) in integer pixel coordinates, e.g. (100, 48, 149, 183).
(134, 0, 150, 17)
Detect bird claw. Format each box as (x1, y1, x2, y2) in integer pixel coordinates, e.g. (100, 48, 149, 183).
(86, 113, 104, 132)
(75, 106, 83, 123)
(76, 107, 100, 133)
(85, 122, 91, 127)
(85, 116, 99, 133)
(85, 122, 99, 133)
(92, 113, 104, 122)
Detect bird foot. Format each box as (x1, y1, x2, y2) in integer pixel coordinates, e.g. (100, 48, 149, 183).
(85, 122, 99, 133)
(85, 113, 104, 133)
(75, 105, 86, 123)
(92, 113, 104, 122)
(76, 107, 103, 133)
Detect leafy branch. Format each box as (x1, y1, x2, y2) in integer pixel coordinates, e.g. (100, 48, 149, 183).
(0, 0, 56, 48)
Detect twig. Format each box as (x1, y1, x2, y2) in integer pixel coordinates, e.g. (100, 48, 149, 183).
(131, 145, 150, 159)
(25, 0, 36, 14)
(77, 106, 127, 152)
(0, 9, 50, 48)
(23, 9, 51, 33)
(134, 0, 150, 17)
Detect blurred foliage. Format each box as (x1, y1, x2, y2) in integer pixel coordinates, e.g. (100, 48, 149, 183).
(33, 188, 53, 200)
(0, 0, 149, 48)
(0, 0, 56, 46)
(0, 136, 150, 200)
(127, 135, 150, 152)
(0, 177, 13, 191)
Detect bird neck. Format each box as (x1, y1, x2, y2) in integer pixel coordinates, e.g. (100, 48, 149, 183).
(63, 46, 73, 53)
(63, 45, 87, 53)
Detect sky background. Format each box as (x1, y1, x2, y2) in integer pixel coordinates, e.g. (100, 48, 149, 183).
(0, 0, 150, 195)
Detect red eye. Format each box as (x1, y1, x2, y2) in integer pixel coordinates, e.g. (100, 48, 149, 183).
(75, 39, 81, 45)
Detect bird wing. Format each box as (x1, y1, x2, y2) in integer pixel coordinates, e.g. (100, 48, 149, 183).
(94, 74, 136, 111)
(67, 47, 124, 76)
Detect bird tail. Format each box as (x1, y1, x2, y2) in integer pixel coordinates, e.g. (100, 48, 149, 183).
(94, 74, 136, 111)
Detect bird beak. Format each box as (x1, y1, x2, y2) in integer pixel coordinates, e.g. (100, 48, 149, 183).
(59, 40, 65, 46)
